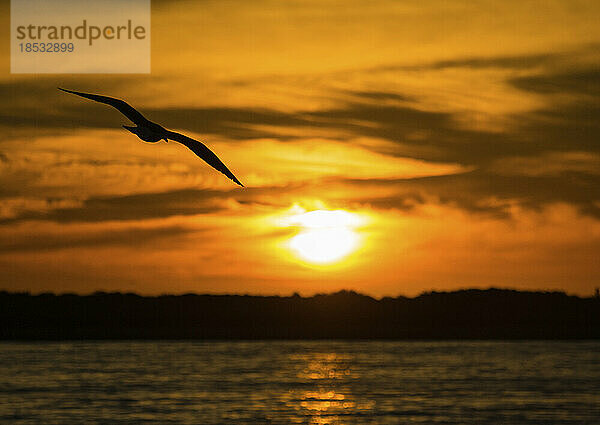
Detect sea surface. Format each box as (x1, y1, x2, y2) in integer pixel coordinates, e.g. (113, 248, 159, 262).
(1, 341, 598, 424)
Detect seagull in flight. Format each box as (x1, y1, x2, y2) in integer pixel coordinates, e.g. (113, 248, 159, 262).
(59, 88, 243, 187)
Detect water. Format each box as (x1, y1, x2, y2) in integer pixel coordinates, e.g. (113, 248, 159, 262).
(1, 341, 598, 424)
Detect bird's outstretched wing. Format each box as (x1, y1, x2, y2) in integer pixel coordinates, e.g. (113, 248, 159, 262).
(166, 131, 243, 187)
(58, 88, 150, 126)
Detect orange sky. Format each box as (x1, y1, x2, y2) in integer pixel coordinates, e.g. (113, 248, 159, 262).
(1, 0, 599, 296)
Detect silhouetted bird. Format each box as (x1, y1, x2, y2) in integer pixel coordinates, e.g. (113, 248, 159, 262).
(59, 88, 243, 186)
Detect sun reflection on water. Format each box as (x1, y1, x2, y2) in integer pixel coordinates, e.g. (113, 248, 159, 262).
(280, 351, 374, 424)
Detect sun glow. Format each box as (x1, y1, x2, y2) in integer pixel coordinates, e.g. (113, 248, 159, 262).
(282, 208, 365, 265)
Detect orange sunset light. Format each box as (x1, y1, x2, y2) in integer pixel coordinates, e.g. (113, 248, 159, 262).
(277, 206, 368, 266)
(1, 0, 599, 297)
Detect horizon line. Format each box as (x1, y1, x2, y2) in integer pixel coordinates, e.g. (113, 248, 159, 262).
(2, 286, 596, 300)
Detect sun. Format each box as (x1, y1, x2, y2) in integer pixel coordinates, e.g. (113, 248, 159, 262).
(282, 209, 364, 265)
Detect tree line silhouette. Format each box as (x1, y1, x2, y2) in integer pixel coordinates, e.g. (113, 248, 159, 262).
(1, 288, 598, 339)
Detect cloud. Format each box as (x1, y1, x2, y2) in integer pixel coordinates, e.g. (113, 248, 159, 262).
(491, 151, 600, 177)
(0, 122, 467, 223)
(0, 222, 193, 252)
(0, 128, 248, 200)
(0, 197, 83, 220)
(226, 138, 467, 186)
(343, 90, 414, 103)
(0, 189, 227, 224)
(1, 49, 599, 225)
(339, 166, 600, 219)
(510, 69, 600, 96)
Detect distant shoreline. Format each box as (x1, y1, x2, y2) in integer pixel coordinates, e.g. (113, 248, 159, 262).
(2, 288, 599, 340)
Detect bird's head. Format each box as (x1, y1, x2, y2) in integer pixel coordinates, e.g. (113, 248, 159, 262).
(122, 125, 140, 135)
